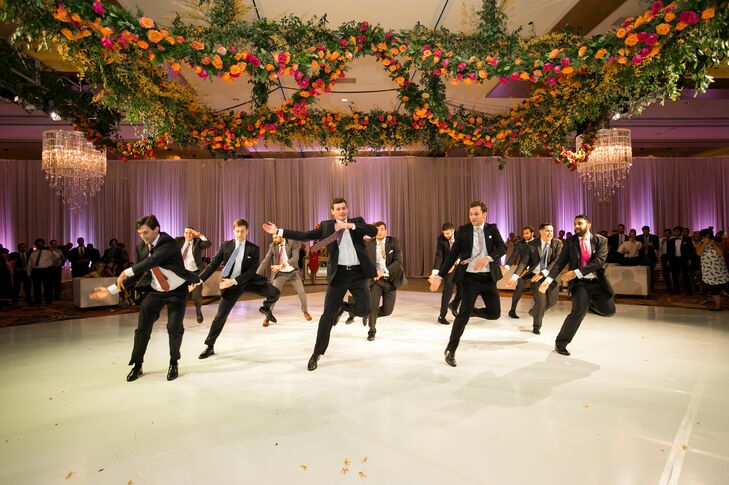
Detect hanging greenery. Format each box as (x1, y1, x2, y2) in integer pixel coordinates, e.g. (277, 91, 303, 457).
(0, 0, 727, 165)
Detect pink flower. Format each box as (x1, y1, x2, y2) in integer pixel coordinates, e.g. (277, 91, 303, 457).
(360, 21, 369, 31)
(433, 69, 441, 76)
(489, 58, 499, 66)
(553, 66, 562, 74)
(339, 39, 349, 47)
(510, 72, 520, 80)
(679, 11, 699, 25)
(441, 59, 449, 67)
(93, 1, 105, 15)
(631, 54, 643, 64)
(638, 32, 648, 42)
(560, 57, 570, 66)
(227, 45, 236, 52)
(434, 49, 443, 57)
(542, 62, 553, 72)
(100, 37, 114, 48)
(457, 62, 466, 71)
(644, 34, 658, 46)
(499, 77, 508, 84)
(385, 32, 393, 39)
(547, 77, 557, 85)
(422, 44, 431, 52)
(640, 47, 651, 56)
(468, 73, 476, 80)
(357, 35, 365, 43)
(651, 1, 663, 15)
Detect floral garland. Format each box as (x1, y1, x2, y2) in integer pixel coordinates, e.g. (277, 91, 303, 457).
(1, 0, 726, 164)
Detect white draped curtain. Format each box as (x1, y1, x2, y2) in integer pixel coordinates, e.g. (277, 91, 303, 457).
(2, 156, 728, 276)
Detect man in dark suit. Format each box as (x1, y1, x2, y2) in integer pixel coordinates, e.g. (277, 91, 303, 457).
(432, 222, 460, 325)
(10, 243, 31, 304)
(257, 234, 311, 326)
(69, 237, 91, 277)
(503, 226, 535, 318)
(175, 226, 212, 323)
(638, 225, 659, 290)
(196, 219, 280, 360)
(508, 223, 563, 334)
(607, 224, 626, 264)
(86, 243, 101, 267)
(263, 197, 378, 371)
(429, 201, 507, 367)
(539, 214, 615, 356)
(90, 215, 202, 382)
(667, 225, 695, 295)
(348, 221, 407, 341)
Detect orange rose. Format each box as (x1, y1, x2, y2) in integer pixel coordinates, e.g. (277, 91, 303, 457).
(676, 22, 688, 31)
(549, 49, 559, 59)
(212, 55, 223, 70)
(656, 23, 671, 35)
(53, 6, 71, 22)
(533, 69, 542, 77)
(616, 28, 627, 38)
(478, 69, 487, 79)
(100, 26, 113, 38)
(701, 8, 715, 20)
(519, 71, 530, 80)
(165, 36, 175, 45)
(137, 40, 149, 49)
(665, 12, 676, 22)
(634, 16, 644, 28)
(578, 46, 587, 57)
(147, 29, 164, 43)
(170, 63, 181, 72)
(625, 34, 639, 46)
(562, 66, 574, 75)
(229, 64, 241, 76)
(617, 56, 628, 64)
(190, 41, 205, 50)
(595, 48, 608, 59)
(71, 13, 82, 23)
(139, 17, 154, 29)
(299, 91, 310, 98)
(61, 28, 76, 40)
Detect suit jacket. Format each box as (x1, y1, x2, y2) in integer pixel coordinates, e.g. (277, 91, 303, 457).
(282, 217, 378, 283)
(667, 236, 695, 260)
(437, 223, 507, 283)
(505, 238, 532, 267)
(637, 233, 659, 262)
(366, 236, 408, 288)
(257, 238, 301, 275)
(514, 238, 564, 284)
(9, 251, 30, 273)
(175, 236, 213, 270)
(126, 232, 201, 289)
(547, 233, 614, 295)
(199, 239, 268, 289)
(86, 247, 101, 264)
(432, 234, 454, 272)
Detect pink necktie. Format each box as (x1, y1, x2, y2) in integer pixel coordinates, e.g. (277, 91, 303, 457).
(580, 237, 590, 267)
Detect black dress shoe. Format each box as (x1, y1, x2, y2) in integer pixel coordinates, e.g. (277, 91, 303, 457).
(259, 306, 277, 323)
(198, 346, 215, 359)
(345, 316, 354, 324)
(438, 316, 450, 325)
(532, 327, 541, 335)
(196, 311, 204, 324)
(167, 363, 179, 381)
(554, 346, 570, 356)
(444, 349, 457, 367)
(508, 310, 519, 319)
(367, 333, 375, 341)
(448, 303, 459, 317)
(126, 366, 143, 382)
(307, 354, 321, 371)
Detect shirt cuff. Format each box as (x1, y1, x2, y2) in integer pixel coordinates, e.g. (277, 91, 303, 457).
(431, 269, 439, 275)
(510, 274, 519, 281)
(199, 235, 207, 241)
(543, 277, 554, 285)
(124, 267, 134, 277)
(541, 269, 549, 276)
(276, 228, 284, 236)
(107, 284, 120, 295)
(504, 264, 510, 271)
(574, 269, 584, 279)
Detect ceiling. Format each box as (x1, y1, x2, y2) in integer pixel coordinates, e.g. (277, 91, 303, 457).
(1, 0, 728, 158)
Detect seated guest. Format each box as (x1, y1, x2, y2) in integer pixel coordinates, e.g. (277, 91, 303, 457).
(617, 230, 642, 265)
(84, 261, 114, 278)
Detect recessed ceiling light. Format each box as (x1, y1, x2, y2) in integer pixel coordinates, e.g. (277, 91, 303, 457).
(341, 98, 348, 102)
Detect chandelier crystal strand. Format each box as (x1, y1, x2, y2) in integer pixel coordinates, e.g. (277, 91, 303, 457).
(576, 128, 632, 202)
(42, 130, 107, 211)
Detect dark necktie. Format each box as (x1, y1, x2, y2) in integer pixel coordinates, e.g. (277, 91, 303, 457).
(35, 249, 42, 266)
(311, 228, 344, 253)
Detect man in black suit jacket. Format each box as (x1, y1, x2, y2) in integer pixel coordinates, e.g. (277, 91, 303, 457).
(667, 226, 695, 295)
(263, 197, 378, 371)
(539, 214, 615, 356)
(69, 237, 91, 277)
(607, 224, 626, 264)
(10, 243, 31, 304)
(508, 223, 563, 334)
(90, 215, 202, 382)
(347, 222, 407, 340)
(432, 222, 461, 325)
(176, 226, 212, 323)
(429, 201, 507, 367)
(196, 219, 280, 360)
(503, 226, 535, 318)
(638, 225, 659, 291)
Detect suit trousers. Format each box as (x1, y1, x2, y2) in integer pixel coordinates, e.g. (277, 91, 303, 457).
(12, 270, 31, 303)
(204, 281, 280, 347)
(367, 278, 397, 336)
(51, 266, 63, 299)
(447, 272, 500, 353)
(314, 265, 370, 355)
(530, 279, 560, 330)
(670, 257, 692, 295)
(31, 268, 53, 304)
(270, 271, 308, 312)
(660, 254, 672, 292)
(439, 270, 461, 318)
(555, 279, 615, 349)
(187, 270, 203, 313)
(129, 285, 188, 366)
(509, 275, 527, 312)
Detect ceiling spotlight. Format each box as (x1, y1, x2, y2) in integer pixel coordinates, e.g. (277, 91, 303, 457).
(341, 98, 349, 102)
(49, 110, 62, 122)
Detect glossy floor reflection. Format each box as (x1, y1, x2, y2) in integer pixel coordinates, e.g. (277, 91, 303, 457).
(1, 291, 728, 484)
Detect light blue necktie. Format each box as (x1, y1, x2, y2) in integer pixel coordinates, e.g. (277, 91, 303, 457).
(222, 242, 241, 278)
(540, 243, 549, 270)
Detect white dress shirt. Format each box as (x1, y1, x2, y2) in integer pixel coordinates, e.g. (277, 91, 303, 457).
(375, 239, 389, 277)
(278, 241, 295, 273)
(229, 240, 247, 281)
(618, 240, 642, 258)
(108, 234, 186, 294)
(181, 235, 207, 272)
(466, 224, 491, 273)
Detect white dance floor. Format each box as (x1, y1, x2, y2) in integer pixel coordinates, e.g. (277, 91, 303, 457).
(1, 291, 728, 484)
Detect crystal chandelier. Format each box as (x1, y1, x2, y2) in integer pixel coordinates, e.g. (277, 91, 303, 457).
(42, 130, 107, 211)
(577, 128, 632, 202)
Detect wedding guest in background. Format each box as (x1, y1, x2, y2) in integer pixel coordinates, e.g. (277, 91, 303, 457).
(696, 227, 729, 311)
(10, 243, 31, 304)
(69, 237, 91, 277)
(617, 229, 642, 266)
(503, 226, 535, 319)
(28, 238, 57, 304)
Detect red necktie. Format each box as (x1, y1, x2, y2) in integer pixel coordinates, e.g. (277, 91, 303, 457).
(278, 245, 283, 264)
(148, 244, 170, 291)
(579, 237, 590, 268)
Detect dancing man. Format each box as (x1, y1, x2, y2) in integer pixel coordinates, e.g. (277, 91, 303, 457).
(176, 226, 212, 323)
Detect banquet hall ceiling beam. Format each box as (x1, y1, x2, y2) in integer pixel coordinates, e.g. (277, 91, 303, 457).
(550, 0, 626, 34)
